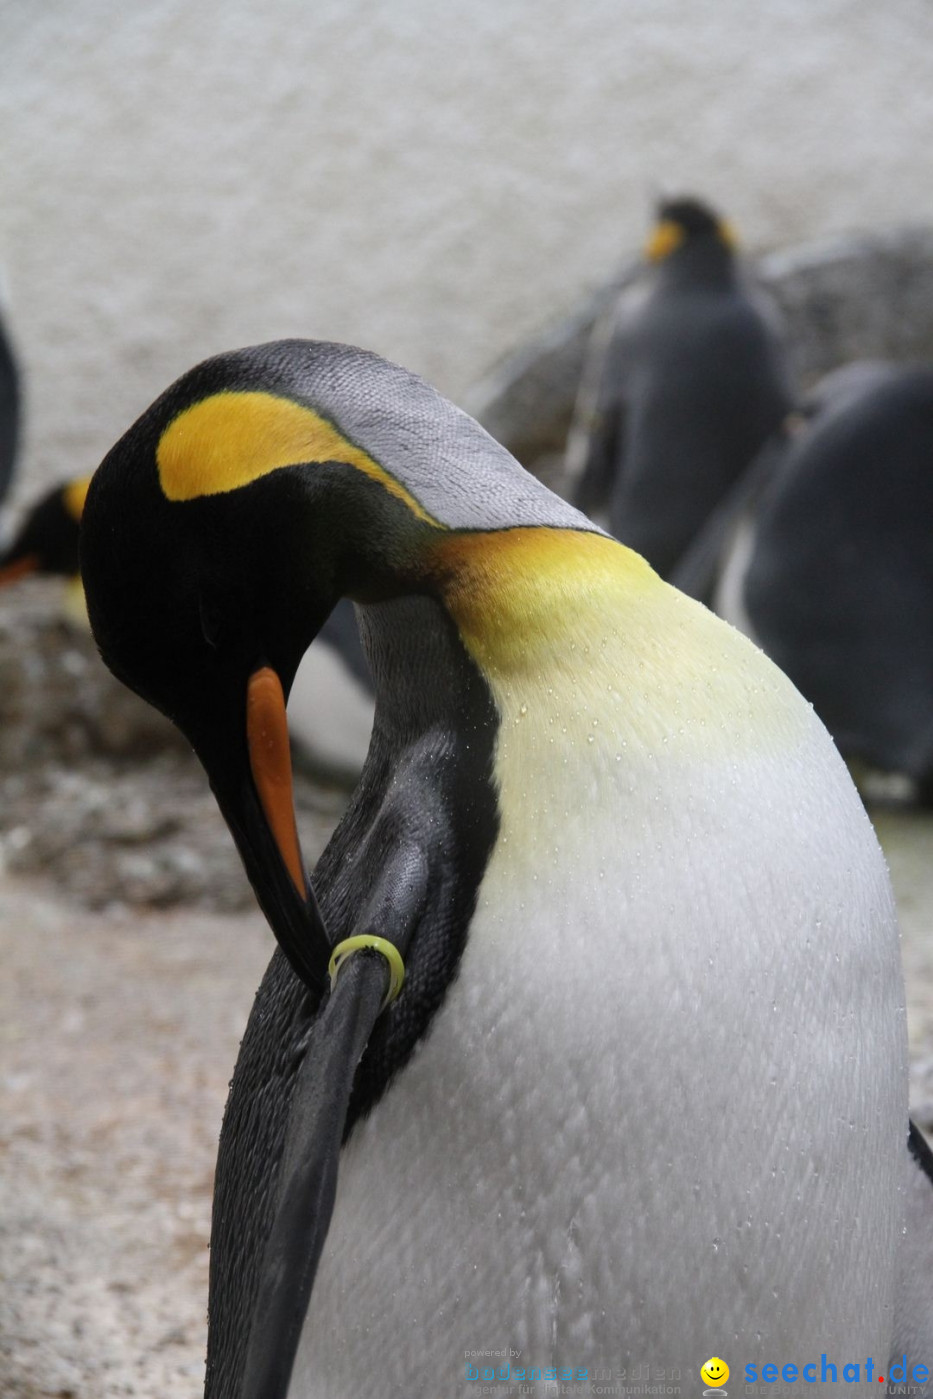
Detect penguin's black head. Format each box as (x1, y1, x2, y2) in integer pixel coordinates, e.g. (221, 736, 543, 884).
(81, 344, 422, 994)
(82, 400, 336, 750)
(0, 478, 87, 584)
(646, 196, 737, 263)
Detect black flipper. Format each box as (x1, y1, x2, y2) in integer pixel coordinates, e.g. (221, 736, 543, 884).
(669, 426, 791, 604)
(239, 839, 431, 1399)
(573, 399, 624, 519)
(566, 297, 629, 521)
(239, 953, 385, 1399)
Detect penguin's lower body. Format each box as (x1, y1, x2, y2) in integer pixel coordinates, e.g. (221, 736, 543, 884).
(289, 702, 906, 1395)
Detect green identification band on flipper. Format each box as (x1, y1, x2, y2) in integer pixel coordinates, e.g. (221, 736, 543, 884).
(328, 935, 406, 1012)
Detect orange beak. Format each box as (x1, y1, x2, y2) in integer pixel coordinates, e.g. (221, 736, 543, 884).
(0, 554, 39, 587)
(246, 666, 307, 898)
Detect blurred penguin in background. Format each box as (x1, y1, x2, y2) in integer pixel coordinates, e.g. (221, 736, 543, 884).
(705, 363, 933, 804)
(567, 196, 794, 581)
(0, 478, 86, 586)
(670, 360, 905, 609)
(0, 303, 21, 514)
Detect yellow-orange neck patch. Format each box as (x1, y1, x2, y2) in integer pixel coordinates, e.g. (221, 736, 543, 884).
(156, 390, 439, 524)
(428, 527, 657, 675)
(428, 525, 806, 774)
(63, 476, 92, 522)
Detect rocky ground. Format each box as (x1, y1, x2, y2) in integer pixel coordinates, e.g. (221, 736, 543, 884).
(0, 582, 349, 913)
(0, 891, 271, 1399)
(0, 585, 350, 1398)
(1, 585, 931, 1398)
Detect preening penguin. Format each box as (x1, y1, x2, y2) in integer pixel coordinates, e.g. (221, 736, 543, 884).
(81, 340, 912, 1395)
(568, 196, 793, 582)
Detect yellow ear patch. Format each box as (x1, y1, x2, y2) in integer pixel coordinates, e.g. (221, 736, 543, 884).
(63, 476, 92, 523)
(645, 219, 685, 262)
(156, 390, 438, 523)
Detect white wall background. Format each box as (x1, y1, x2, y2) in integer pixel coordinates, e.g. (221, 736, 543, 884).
(2, 0, 933, 500)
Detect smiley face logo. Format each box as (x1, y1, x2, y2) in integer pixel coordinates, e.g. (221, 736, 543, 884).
(701, 1356, 729, 1388)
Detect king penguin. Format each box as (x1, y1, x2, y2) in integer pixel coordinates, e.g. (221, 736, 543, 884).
(568, 197, 794, 581)
(669, 361, 904, 608)
(79, 341, 927, 1397)
(0, 476, 374, 782)
(0, 477, 88, 586)
(709, 364, 933, 803)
